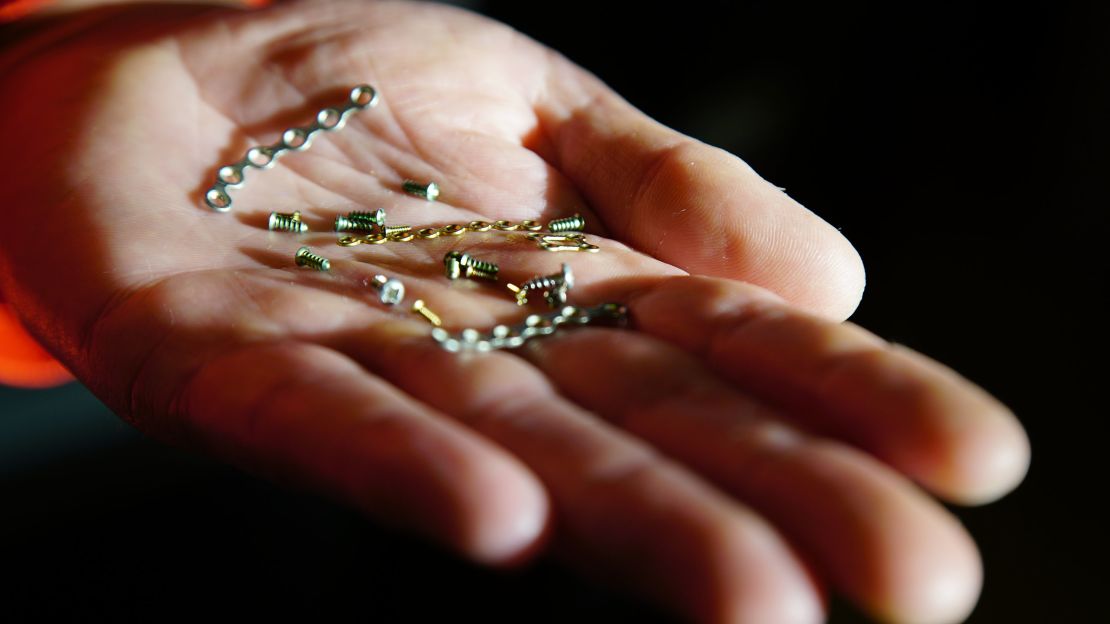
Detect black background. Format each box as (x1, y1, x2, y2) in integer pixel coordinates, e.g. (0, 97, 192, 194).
(2, 1, 1106, 621)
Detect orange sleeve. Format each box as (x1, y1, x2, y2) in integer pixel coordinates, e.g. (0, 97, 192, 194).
(0, 303, 72, 388)
(0, 0, 53, 22)
(2, 0, 272, 23)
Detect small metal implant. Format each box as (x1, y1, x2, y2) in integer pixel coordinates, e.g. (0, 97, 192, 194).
(370, 274, 405, 305)
(295, 246, 330, 271)
(411, 299, 443, 327)
(269, 211, 307, 233)
(546, 213, 586, 233)
(444, 251, 498, 281)
(509, 263, 574, 307)
(402, 179, 440, 201)
(334, 208, 386, 232)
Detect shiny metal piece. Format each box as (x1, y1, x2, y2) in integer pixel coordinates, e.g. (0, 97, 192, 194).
(268, 211, 307, 233)
(444, 253, 463, 280)
(370, 274, 405, 305)
(460, 253, 499, 276)
(205, 85, 379, 212)
(529, 232, 600, 253)
(295, 246, 330, 271)
(431, 302, 629, 353)
(331, 219, 601, 252)
(402, 180, 440, 201)
(383, 225, 413, 237)
(444, 251, 498, 281)
(509, 263, 574, 307)
(546, 213, 586, 233)
(411, 299, 443, 327)
(335, 209, 386, 232)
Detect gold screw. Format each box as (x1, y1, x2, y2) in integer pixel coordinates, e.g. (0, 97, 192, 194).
(383, 225, 414, 237)
(411, 299, 442, 326)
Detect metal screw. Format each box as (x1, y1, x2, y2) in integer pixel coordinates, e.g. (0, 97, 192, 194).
(295, 246, 330, 271)
(383, 225, 414, 237)
(444, 251, 498, 281)
(370, 274, 405, 305)
(402, 179, 440, 201)
(546, 213, 586, 233)
(509, 263, 574, 306)
(269, 211, 307, 233)
(411, 299, 443, 327)
(334, 208, 386, 232)
(460, 252, 499, 276)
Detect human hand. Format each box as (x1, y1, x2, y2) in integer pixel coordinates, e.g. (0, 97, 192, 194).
(0, 1, 1030, 622)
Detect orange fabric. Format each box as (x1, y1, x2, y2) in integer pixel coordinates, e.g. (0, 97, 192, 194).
(0, 0, 53, 22)
(2, 0, 272, 23)
(0, 303, 72, 388)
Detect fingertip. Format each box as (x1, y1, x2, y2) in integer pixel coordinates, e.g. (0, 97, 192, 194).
(874, 523, 983, 624)
(756, 181, 867, 322)
(935, 403, 1032, 506)
(702, 515, 827, 624)
(886, 345, 1032, 506)
(456, 456, 552, 567)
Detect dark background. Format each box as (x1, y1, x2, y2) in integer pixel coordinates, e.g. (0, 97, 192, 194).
(2, 0, 1105, 621)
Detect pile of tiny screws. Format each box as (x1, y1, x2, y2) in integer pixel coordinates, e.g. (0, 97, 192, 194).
(205, 84, 626, 350)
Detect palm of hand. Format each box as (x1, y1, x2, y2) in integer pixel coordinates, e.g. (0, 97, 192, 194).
(0, 1, 1029, 622)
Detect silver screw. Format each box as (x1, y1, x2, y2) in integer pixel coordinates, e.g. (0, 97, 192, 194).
(444, 251, 498, 281)
(370, 274, 405, 305)
(509, 263, 574, 307)
(269, 211, 307, 233)
(295, 246, 330, 271)
(546, 213, 586, 233)
(402, 179, 440, 201)
(334, 208, 386, 232)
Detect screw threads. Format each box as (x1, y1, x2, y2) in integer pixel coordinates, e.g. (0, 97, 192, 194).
(295, 246, 330, 271)
(335, 209, 385, 232)
(546, 214, 585, 233)
(519, 275, 561, 291)
(514, 263, 574, 306)
(457, 252, 499, 277)
(383, 225, 413, 237)
(445, 251, 499, 281)
(402, 180, 440, 201)
(269, 211, 307, 232)
(411, 299, 443, 327)
(464, 265, 498, 281)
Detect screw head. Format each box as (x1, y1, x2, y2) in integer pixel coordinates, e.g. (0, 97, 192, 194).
(371, 275, 405, 305)
(444, 252, 463, 280)
(560, 263, 574, 289)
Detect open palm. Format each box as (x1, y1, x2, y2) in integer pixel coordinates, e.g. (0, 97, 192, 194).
(0, 1, 1029, 622)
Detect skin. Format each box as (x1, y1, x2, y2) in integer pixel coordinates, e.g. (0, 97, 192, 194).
(0, 1, 1030, 622)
